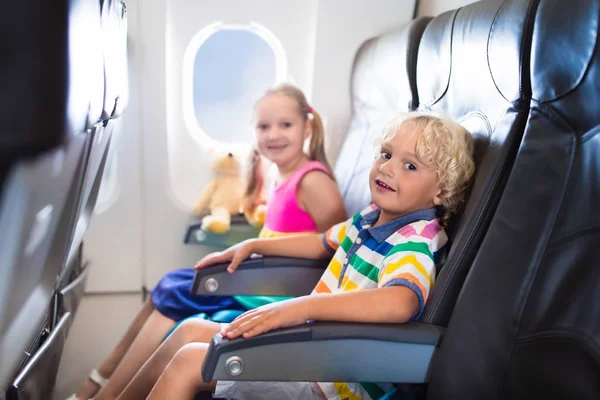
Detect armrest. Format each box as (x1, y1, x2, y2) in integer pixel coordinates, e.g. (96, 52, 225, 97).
(201, 321, 445, 384)
(191, 256, 328, 297)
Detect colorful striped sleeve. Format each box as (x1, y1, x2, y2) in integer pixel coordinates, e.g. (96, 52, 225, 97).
(320, 205, 376, 254)
(321, 217, 351, 254)
(378, 242, 437, 320)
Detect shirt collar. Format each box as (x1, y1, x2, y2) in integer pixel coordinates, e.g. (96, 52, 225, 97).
(360, 207, 439, 243)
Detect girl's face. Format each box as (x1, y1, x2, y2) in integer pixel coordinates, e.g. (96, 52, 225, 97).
(254, 93, 311, 169)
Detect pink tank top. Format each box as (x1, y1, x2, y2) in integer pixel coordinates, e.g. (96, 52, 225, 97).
(263, 161, 331, 234)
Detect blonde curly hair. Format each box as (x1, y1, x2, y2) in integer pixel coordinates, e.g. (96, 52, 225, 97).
(382, 113, 476, 226)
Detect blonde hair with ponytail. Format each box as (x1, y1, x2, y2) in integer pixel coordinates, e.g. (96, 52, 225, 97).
(243, 83, 335, 218)
(242, 148, 264, 218)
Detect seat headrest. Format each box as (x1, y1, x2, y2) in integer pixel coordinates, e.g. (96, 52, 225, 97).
(418, 0, 532, 127)
(68, 0, 105, 130)
(0, 0, 103, 163)
(352, 17, 432, 117)
(334, 17, 432, 216)
(530, 0, 599, 133)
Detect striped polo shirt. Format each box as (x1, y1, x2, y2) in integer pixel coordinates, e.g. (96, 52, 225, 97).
(316, 204, 447, 317)
(314, 204, 447, 400)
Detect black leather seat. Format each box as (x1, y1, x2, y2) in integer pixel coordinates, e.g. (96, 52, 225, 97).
(0, 1, 75, 181)
(0, 0, 127, 398)
(194, 0, 540, 390)
(0, 0, 102, 391)
(427, 0, 600, 398)
(57, 0, 129, 311)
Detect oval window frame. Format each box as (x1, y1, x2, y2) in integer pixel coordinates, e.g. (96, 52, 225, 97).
(182, 21, 288, 150)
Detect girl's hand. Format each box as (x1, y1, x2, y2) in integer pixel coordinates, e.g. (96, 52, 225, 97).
(194, 240, 255, 273)
(222, 298, 312, 339)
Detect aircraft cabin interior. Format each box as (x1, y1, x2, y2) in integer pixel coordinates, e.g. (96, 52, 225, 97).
(1, 0, 599, 399)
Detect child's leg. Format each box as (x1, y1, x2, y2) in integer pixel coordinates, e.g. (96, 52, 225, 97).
(72, 298, 155, 400)
(146, 343, 216, 400)
(115, 318, 221, 400)
(94, 309, 177, 400)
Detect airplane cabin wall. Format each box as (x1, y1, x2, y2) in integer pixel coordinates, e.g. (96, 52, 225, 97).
(83, 0, 143, 293)
(84, 0, 416, 294)
(417, 0, 476, 17)
(311, 0, 418, 166)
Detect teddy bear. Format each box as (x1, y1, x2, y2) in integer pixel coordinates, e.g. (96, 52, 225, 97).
(193, 152, 246, 234)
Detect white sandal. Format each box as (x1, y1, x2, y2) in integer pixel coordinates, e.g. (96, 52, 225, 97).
(65, 369, 108, 400)
(88, 368, 109, 388)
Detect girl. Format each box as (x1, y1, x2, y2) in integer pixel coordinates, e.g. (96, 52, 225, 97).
(69, 83, 347, 400)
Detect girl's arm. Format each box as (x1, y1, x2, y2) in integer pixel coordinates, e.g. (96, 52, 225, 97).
(297, 170, 348, 232)
(250, 234, 330, 259)
(194, 233, 330, 273)
(223, 286, 419, 339)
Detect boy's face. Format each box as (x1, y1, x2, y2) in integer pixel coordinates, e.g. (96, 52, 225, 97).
(369, 125, 443, 221)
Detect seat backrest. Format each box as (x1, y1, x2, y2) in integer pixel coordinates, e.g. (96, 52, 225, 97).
(416, 0, 539, 326)
(59, 0, 129, 285)
(0, 0, 104, 389)
(334, 17, 431, 216)
(428, 0, 600, 398)
(0, 1, 68, 184)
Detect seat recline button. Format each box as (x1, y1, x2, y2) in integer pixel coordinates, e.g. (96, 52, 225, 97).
(205, 278, 219, 292)
(225, 356, 244, 376)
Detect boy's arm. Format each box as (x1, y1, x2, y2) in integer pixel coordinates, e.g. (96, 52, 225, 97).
(305, 286, 419, 324)
(222, 287, 419, 339)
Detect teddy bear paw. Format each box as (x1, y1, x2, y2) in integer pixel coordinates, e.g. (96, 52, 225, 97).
(201, 216, 231, 234)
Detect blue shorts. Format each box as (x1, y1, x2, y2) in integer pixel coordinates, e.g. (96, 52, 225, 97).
(151, 268, 246, 322)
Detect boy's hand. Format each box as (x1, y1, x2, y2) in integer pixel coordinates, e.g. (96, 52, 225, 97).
(194, 240, 254, 273)
(222, 297, 312, 339)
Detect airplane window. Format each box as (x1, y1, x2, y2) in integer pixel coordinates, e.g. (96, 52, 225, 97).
(183, 23, 287, 146)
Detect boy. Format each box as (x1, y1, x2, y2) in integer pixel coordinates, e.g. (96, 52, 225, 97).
(127, 114, 475, 400)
